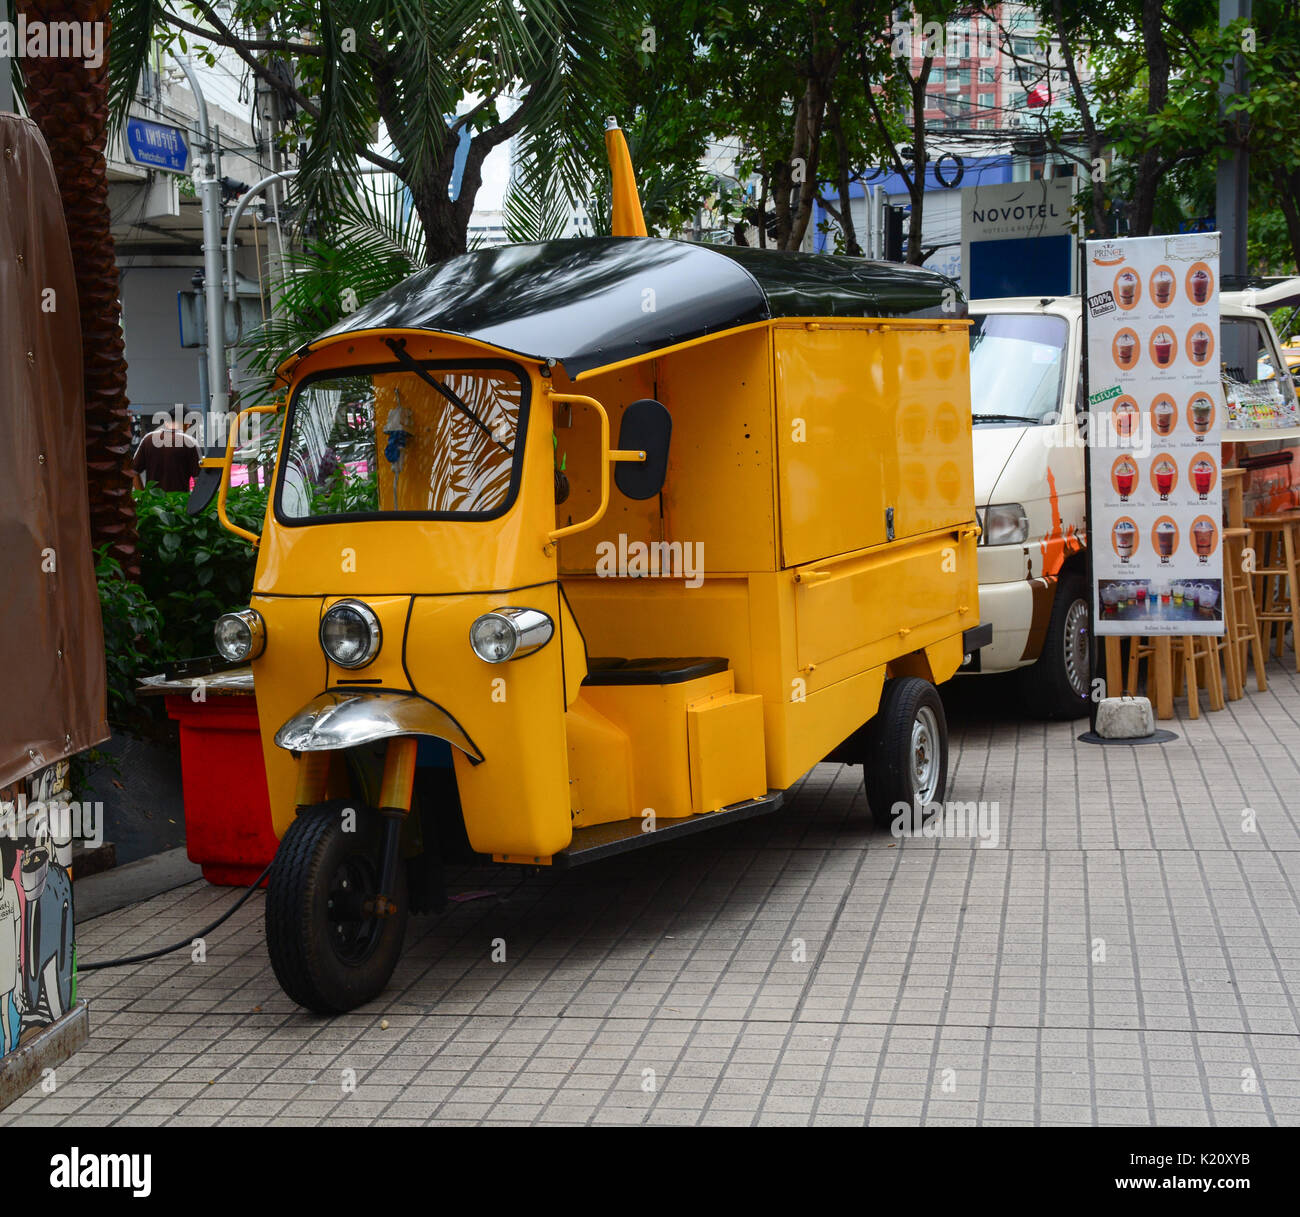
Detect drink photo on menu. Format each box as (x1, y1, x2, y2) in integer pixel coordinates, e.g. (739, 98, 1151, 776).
(1151, 265, 1176, 307)
(1192, 515, 1220, 565)
(1113, 395, 1139, 443)
(1152, 455, 1178, 501)
(1187, 261, 1215, 306)
(1187, 323, 1214, 367)
(1152, 394, 1177, 436)
(1112, 517, 1139, 564)
(1189, 391, 1215, 436)
(1112, 455, 1138, 502)
(1150, 325, 1178, 369)
(1114, 327, 1140, 370)
(1190, 452, 1218, 501)
(1154, 516, 1179, 564)
(1115, 267, 1141, 309)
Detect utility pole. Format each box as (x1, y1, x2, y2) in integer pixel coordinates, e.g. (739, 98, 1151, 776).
(256, 26, 290, 305)
(172, 57, 229, 514)
(1216, 0, 1251, 282)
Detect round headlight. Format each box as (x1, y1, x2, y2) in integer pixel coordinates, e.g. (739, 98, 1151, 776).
(214, 609, 265, 662)
(469, 607, 553, 664)
(319, 599, 382, 669)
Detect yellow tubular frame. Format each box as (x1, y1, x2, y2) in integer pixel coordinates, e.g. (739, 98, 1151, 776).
(546, 390, 645, 543)
(217, 402, 282, 545)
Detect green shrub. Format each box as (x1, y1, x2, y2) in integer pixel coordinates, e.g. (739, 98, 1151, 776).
(134, 484, 268, 664)
(95, 547, 163, 718)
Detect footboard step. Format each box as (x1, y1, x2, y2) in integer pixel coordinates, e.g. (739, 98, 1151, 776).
(553, 791, 785, 868)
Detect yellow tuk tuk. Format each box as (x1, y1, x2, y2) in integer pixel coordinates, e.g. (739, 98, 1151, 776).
(211, 129, 986, 1012)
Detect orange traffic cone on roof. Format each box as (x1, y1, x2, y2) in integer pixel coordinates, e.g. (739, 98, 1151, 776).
(604, 117, 648, 238)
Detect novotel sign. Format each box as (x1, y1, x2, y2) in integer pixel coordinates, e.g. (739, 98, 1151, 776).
(961, 178, 1077, 298)
(124, 117, 191, 174)
(969, 201, 1063, 225)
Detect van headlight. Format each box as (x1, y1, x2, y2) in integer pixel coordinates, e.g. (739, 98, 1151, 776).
(214, 609, 266, 662)
(982, 503, 1029, 545)
(469, 607, 553, 664)
(319, 599, 382, 669)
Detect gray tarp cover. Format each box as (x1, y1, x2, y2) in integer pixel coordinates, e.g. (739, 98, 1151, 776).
(0, 113, 108, 788)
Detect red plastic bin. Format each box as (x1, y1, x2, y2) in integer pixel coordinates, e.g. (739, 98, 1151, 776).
(165, 693, 277, 886)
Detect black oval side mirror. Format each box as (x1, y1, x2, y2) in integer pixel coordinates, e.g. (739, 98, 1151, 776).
(615, 398, 671, 500)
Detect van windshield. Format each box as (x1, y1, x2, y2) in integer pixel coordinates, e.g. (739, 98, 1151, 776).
(968, 313, 1069, 425)
(276, 363, 528, 522)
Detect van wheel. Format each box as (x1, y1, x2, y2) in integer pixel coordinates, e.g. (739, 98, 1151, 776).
(862, 677, 949, 830)
(1021, 572, 1091, 720)
(266, 801, 408, 1014)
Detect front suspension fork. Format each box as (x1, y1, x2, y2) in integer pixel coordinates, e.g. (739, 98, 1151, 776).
(295, 737, 418, 918)
(372, 736, 418, 916)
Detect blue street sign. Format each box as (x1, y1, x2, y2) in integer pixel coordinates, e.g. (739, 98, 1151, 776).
(125, 118, 190, 173)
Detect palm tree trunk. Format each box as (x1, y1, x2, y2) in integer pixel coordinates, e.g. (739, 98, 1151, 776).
(17, 0, 139, 578)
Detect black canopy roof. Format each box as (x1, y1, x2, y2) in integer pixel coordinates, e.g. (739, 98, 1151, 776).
(293, 237, 964, 379)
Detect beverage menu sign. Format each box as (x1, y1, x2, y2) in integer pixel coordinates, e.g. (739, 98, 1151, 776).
(1085, 233, 1224, 636)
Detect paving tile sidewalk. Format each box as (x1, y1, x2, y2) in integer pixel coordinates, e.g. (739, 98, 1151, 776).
(6, 668, 1300, 1127)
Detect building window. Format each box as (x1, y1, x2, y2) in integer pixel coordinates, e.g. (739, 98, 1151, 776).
(979, 67, 996, 83)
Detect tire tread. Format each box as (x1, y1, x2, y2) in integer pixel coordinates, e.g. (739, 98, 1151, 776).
(265, 801, 406, 1014)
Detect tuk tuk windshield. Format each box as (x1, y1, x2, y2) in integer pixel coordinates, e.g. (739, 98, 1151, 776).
(277, 363, 527, 521)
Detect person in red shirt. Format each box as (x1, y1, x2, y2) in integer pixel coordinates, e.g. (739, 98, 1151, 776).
(132, 417, 200, 492)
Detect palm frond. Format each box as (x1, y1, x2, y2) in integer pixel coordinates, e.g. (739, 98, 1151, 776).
(239, 171, 424, 403)
(503, 143, 572, 243)
(108, 0, 164, 136)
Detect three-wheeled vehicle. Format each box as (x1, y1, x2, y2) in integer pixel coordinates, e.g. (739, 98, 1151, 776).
(211, 125, 988, 1012)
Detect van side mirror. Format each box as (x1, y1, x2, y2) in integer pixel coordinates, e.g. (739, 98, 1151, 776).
(615, 399, 671, 500)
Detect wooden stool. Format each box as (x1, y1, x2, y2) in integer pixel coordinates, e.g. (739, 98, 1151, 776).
(1170, 634, 1225, 718)
(1125, 637, 1155, 696)
(1222, 525, 1267, 695)
(1106, 635, 1174, 719)
(1246, 513, 1300, 670)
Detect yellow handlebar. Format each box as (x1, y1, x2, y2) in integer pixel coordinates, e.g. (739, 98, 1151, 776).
(217, 402, 281, 546)
(547, 391, 644, 545)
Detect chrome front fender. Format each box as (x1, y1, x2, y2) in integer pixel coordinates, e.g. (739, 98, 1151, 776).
(274, 690, 483, 763)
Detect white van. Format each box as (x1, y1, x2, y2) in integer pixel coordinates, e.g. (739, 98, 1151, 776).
(966, 289, 1298, 718)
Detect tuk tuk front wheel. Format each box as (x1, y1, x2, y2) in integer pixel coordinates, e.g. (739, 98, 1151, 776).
(266, 801, 409, 1014)
(861, 677, 949, 830)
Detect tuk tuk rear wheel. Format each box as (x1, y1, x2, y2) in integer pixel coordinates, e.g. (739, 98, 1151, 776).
(265, 801, 408, 1014)
(861, 677, 949, 830)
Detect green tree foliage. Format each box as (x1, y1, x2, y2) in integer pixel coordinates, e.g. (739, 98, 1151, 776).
(110, 0, 626, 262)
(1008, 0, 1298, 268)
